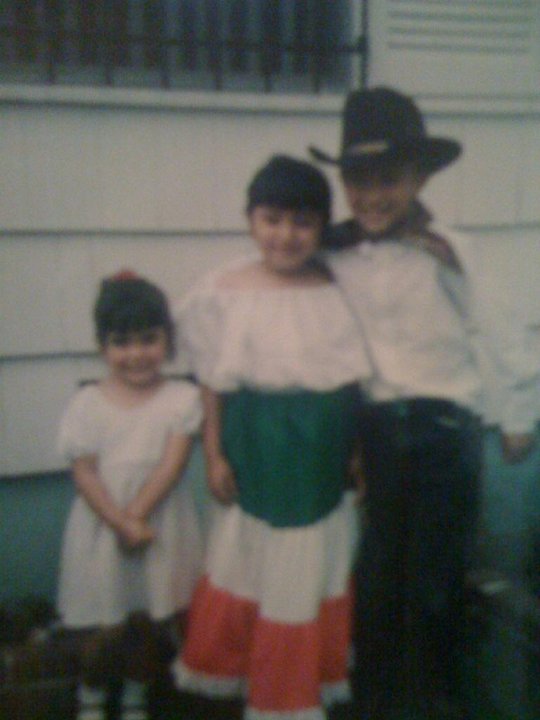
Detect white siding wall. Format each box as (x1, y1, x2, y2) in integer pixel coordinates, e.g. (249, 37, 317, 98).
(1, 86, 540, 474)
(368, 0, 540, 98)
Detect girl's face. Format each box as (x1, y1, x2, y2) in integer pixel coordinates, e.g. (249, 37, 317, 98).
(101, 327, 168, 389)
(342, 163, 426, 238)
(248, 205, 323, 274)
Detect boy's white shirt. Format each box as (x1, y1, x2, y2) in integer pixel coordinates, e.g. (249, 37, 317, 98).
(326, 226, 481, 413)
(327, 220, 540, 433)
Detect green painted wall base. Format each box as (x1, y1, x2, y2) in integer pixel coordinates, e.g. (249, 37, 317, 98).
(0, 444, 208, 608)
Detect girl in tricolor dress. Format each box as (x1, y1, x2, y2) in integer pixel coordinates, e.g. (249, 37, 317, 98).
(172, 155, 371, 720)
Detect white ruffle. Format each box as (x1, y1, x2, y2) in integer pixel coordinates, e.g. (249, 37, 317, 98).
(320, 680, 351, 706)
(172, 660, 350, 718)
(244, 706, 326, 720)
(177, 256, 372, 392)
(172, 659, 247, 698)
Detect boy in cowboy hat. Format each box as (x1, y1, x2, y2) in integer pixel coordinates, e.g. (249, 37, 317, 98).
(310, 87, 483, 720)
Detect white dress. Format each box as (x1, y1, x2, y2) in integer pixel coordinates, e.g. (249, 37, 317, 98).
(57, 379, 203, 628)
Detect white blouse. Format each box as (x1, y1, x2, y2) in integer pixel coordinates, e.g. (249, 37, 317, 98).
(177, 256, 372, 393)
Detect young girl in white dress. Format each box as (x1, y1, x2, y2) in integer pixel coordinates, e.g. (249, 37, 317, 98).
(172, 155, 372, 720)
(57, 272, 203, 720)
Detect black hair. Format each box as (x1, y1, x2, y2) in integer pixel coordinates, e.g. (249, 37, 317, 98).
(94, 274, 175, 358)
(246, 154, 331, 225)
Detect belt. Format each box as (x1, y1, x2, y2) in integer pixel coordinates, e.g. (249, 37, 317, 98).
(362, 398, 475, 425)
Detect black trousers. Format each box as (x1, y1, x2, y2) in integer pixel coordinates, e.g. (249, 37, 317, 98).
(352, 398, 483, 716)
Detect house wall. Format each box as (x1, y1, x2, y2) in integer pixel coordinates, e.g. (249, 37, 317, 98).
(1, 86, 540, 477)
(1, 83, 540, 617)
(0, 444, 209, 605)
(2, 6, 539, 711)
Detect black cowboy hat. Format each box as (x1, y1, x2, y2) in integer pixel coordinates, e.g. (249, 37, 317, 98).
(309, 87, 461, 175)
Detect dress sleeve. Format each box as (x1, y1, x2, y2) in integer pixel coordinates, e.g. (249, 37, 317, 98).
(169, 382, 203, 436)
(57, 387, 99, 461)
(176, 280, 224, 386)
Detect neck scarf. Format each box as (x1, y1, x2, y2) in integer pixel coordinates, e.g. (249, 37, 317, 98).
(347, 202, 462, 272)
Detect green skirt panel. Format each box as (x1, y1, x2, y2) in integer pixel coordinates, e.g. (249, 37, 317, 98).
(222, 385, 359, 527)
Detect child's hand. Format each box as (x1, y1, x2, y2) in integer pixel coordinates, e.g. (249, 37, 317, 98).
(207, 455, 238, 505)
(349, 451, 367, 505)
(355, 477, 367, 506)
(501, 432, 535, 464)
(117, 515, 156, 550)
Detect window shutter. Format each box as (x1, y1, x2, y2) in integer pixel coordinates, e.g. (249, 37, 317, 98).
(368, 0, 540, 97)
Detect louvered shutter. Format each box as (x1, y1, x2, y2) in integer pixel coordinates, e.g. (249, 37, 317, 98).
(368, 0, 540, 97)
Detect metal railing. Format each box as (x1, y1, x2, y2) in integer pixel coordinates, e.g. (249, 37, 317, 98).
(0, 0, 368, 93)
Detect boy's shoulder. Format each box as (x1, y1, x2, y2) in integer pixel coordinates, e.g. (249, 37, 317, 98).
(324, 215, 475, 276)
(426, 222, 475, 273)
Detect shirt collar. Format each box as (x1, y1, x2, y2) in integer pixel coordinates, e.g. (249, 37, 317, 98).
(353, 202, 462, 272)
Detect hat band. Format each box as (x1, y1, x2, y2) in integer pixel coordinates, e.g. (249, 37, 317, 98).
(346, 140, 390, 157)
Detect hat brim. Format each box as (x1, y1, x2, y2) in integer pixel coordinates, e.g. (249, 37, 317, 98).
(309, 137, 461, 175)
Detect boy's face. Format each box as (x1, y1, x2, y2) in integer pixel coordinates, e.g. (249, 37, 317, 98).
(248, 205, 323, 274)
(342, 162, 426, 238)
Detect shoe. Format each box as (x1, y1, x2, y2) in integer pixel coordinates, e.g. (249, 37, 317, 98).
(77, 708, 106, 720)
(121, 679, 148, 719)
(120, 710, 147, 720)
(76, 684, 107, 720)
